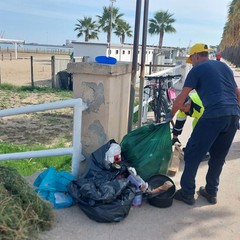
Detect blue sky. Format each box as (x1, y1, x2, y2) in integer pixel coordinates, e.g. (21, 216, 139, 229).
(0, 0, 231, 48)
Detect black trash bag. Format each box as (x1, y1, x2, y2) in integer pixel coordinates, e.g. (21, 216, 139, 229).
(56, 70, 72, 90)
(68, 178, 135, 223)
(68, 139, 135, 223)
(81, 139, 129, 180)
(78, 187, 135, 223)
(69, 178, 129, 203)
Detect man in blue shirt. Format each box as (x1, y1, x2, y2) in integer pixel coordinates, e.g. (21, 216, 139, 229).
(167, 43, 240, 205)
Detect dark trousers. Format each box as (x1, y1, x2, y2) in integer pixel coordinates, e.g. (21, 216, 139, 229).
(181, 115, 239, 196)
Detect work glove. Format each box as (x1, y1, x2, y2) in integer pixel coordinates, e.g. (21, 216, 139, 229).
(164, 112, 173, 122)
(172, 137, 181, 146)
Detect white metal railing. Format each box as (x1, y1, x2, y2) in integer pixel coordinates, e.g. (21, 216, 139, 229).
(0, 98, 87, 177)
(145, 64, 182, 78)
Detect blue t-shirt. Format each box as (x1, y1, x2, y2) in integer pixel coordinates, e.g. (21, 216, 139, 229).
(184, 60, 240, 118)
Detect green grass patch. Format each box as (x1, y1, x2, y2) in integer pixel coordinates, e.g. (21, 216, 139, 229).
(0, 142, 72, 176)
(0, 83, 73, 98)
(0, 84, 74, 176)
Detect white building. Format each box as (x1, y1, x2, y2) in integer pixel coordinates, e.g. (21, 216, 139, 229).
(71, 41, 178, 65)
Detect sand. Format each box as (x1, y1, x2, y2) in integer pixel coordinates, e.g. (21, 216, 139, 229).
(0, 52, 73, 147)
(0, 52, 70, 87)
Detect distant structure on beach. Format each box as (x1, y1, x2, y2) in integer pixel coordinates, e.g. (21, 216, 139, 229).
(0, 38, 187, 65)
(0, 38, 73, 59)
(71, 41, 181, 65)
(0, 38, 25, 59)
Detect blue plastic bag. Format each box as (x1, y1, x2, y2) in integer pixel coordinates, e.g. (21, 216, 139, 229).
(95, 56, 117, 64)
(34, 167, 75, 209)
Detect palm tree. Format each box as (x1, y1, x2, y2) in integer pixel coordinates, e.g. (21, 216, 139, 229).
(148, 10, 176, 49)
(97, 6, 124, 43)
(219, 0, 240, 67)
(114, 19, 133, 44)
(74, 17, 99, 42)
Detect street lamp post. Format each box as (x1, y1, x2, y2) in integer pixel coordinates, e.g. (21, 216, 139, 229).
(108, 0, 116, 57)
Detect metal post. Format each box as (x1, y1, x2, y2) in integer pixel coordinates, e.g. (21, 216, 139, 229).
(137, 0, 149, 128)
(108, 0, 116, 57)
(149, 62, 152, 75)
(51, 55, 56, 88)
(30, 56, 34, 87)
(127, 0, 142, 132)
(72, 99, 85, 177)
(14, 42, 18, 59)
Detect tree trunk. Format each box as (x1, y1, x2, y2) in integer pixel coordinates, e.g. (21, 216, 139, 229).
(158, 31, 164, 49)
(107, 32, 110, 43)
(121, 34, 125, 44)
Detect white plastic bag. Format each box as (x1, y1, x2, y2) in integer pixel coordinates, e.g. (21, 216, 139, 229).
(105, 143, 121, 168)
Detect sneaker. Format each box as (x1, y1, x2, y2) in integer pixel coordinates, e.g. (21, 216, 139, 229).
(174, 189, 195, 205)
(198, 186, 217, 204)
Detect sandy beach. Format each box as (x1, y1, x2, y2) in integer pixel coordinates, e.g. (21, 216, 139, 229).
(0, 52, 70, 87)
(0, 51, 74, 147)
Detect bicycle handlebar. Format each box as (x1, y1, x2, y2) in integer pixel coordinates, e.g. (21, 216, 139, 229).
(146, 74, 182, 81)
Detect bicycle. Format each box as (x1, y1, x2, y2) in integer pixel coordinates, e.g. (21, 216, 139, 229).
(144, 74, 182, 123)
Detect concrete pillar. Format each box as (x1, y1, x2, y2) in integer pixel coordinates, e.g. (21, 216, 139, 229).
(68, 62, 132, 158)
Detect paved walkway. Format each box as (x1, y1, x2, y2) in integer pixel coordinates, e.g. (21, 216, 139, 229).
(37, 63, 240, 240)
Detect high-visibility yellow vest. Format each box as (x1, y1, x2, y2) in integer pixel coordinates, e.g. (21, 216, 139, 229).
(173, 93, 204, 136)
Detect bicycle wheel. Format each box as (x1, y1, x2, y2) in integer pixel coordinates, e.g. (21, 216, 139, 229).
(149, 96, 169, 123)
(149, 97, 159, 122)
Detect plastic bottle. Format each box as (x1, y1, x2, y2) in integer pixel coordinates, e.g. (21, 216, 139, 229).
(127, 174, 142, 189)
(132, 190, 143, 207)
(127, 168, 148, 192)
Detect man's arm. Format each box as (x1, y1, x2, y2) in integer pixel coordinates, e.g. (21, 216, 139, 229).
(170, 87, 193, 117)
(172, 119, 187, 137)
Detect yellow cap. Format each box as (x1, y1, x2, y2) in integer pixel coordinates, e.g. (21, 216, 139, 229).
(186, 43, 212, 64)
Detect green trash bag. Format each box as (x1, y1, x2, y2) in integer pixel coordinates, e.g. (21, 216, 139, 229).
(121, 123, 172, 181)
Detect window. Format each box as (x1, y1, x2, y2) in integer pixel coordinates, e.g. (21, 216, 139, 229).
(128, 50, 131, 54)
(116, 50, 119, 54)
(122, 50, 125, 54)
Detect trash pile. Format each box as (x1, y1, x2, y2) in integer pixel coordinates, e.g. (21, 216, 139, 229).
(0, 166, 54, 240)
(67, 139, 175, 222)
(68, 140, 136, 223)
(32, 123, 175, 223)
